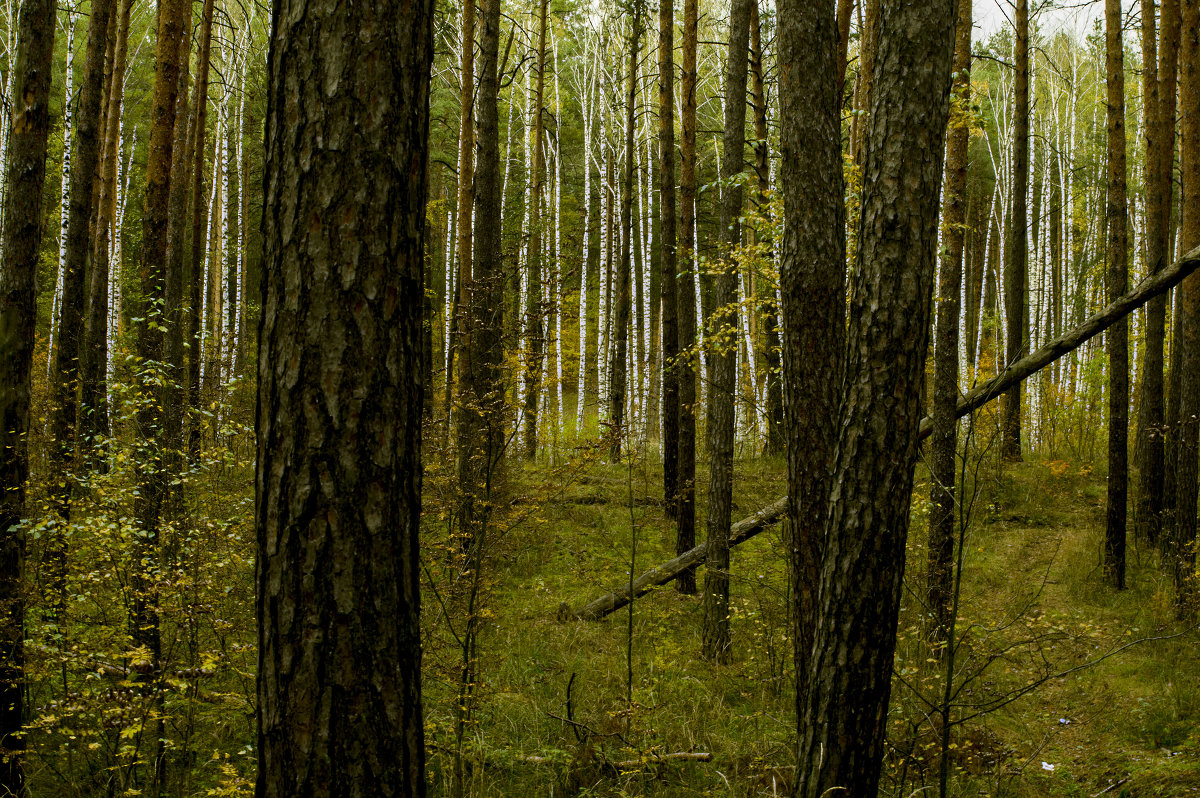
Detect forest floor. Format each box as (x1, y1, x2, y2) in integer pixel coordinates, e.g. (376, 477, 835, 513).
(419, 438, 1200, 797)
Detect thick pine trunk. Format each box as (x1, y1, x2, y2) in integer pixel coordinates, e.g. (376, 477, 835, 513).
(701, 0, 750, 663)
(1104, 0, 1129, 589)
(795, 2, 956, 794)
(927, 0, 972, 646)
(676, 0, 699, 594)
(0, 0, 57, 790)
(256, 0, 433, 793)
(777, 0, 845, 713)
(1002, 0, 1030, 461)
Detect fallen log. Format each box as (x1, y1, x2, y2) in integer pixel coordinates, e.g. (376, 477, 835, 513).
(571, 246, 1200, 622)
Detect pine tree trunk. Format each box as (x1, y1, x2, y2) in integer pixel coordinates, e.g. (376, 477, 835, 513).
(796, 1, 956, 793)
(1171, 0, 1200, 617)
(0, 0, 57, 789)
(46, 0, 116, 620)
(777, 0, 845, 723)
(660, 0, 679, 515)
(524, 0, 549, 459)
(1002, 0, 1030, 461)
(186, 0, 216, 456)
(81, 0, 133, 447)
(257, 0, 433, 792)
(1138, 0, 1178, 545)
(927, 0, 972, 647)
(701, 0, 750, 663)
(609, 12, 640, 462)
(1104, 0, 1130, 590)
(676, 0, 699, 595)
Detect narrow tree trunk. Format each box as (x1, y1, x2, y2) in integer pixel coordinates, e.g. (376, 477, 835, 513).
(609, 11, 640, 462)
(1171, 0, 1200, 617)
(49, 7, 77, 381)
(1002, 0, 1030, 461)
(701, 0, 751, 663)
(795, 2, 956, 793)
(446, 1, 476, 441)
(1104, 0, 1130, 589)
(46, 0, 116, 621)
(257, 0, 433, 792)
(186, 0, 217, 456)
(0, 0, 57, 789)
(524, 0, 549, 459)
(750, 1, 782, 456)
(660, 0, 680, 515)
(927, 0, 972, 647)
(676, 0, 699, 595)
(81, 0, 133, 447)
(777, 0, 846, 715)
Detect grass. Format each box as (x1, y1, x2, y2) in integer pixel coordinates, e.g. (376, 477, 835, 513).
(420, 434, 1200, 796)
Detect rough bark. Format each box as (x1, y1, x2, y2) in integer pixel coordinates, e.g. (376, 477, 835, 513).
(0, 0, 57, 790)
(1136, 0, 1167, 545)
(927, 0, 972, 647)
(1171, 0, 1200, 617)
(1104, 0, 1130, 590)
(524, 0, 549, 459)
(676, 0, 699, 595)
(256, 0, 433, 793)
(776, 0, 845, 724)
(795, 1, 956, 792)
(1002, 0, 1030, 461)
(456, 0, 505, 551)
(660, 0, 680, 516)
(701, 0, 751, 664)
(608, 10, 640, 462)
(186, 0, 217, 456)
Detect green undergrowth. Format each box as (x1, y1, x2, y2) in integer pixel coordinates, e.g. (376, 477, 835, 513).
(423, 442, 1200, 797)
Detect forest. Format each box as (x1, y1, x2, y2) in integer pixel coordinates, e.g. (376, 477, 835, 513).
(0, 0, 1199, 795)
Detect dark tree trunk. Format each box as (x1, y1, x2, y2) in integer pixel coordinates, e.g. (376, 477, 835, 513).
(80, 0, 133, 447)
(750, 0, 783, 457)
(445, 0, 476, 440)
(660, 0, 680, 516)
(795, 1, 956, 794)
(256, 0, 433, 793)
(45, 0, 115, 622)
(609, 9, 640, 462)
(676, 0, 699, 595)
(701, 0, 750, 663)
(835, 0, 855, 100)
(927, 0, 972, 646)
(1002, 0, 1029, 461)
(186, 0, 217, 457)
(456, 0, 505, 551)
(1139, 0, 1179, 545)
(1171, 0, 1199, 617)
(524, 0, 549, 460)
(777, 0, 845, 709)
(0, 0, 57, 790)
(1104, 0, 1129, 590)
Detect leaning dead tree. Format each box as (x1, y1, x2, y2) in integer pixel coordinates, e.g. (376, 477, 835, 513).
(572, 245, 1200, 621)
